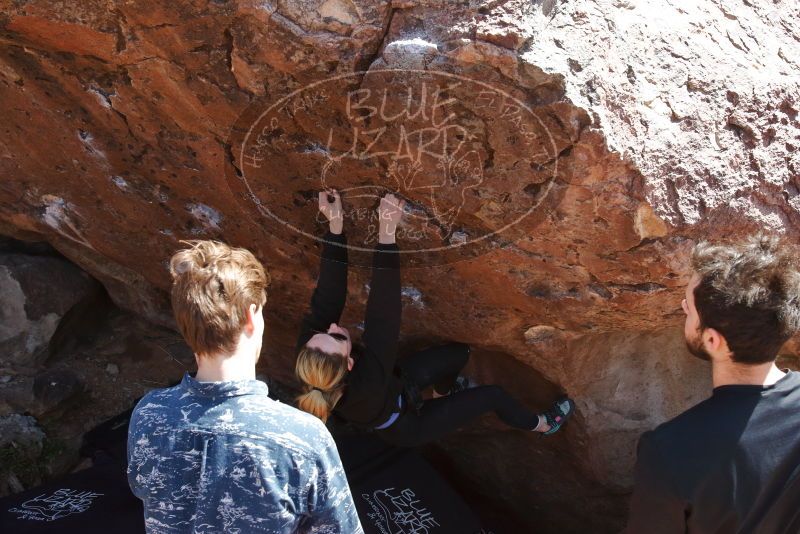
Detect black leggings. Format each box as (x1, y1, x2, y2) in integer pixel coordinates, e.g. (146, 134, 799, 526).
(378, 342, 540, 447)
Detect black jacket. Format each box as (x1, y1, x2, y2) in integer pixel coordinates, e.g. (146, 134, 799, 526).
(295, 231, 404, 428)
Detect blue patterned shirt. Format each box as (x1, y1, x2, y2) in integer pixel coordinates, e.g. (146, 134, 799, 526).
(127, 373, 363, 534)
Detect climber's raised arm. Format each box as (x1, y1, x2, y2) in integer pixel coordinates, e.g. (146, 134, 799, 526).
(362, 193, 405, 370)
(295, 190, 349, 352)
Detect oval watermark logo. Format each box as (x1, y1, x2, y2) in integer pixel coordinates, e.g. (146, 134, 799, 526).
(226, 68, 564, 266)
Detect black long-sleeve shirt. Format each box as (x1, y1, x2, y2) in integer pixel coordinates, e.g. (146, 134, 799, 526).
(296, 231, 404, 428)
(626, 371, 800, 534)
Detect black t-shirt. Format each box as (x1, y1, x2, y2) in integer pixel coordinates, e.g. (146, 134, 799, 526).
(626, 370, 800, 533)
(295, 232, 404, 428)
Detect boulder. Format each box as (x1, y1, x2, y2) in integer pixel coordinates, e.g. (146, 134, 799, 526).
(0, 253, 99, 365)
(31, 369, 86, 418)
(0, 0, 798, 530)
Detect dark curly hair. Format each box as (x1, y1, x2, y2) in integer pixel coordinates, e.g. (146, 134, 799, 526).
(691, 234, 800, 364)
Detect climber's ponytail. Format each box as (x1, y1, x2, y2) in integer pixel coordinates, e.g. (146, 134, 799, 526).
(295, 345, 349, 422)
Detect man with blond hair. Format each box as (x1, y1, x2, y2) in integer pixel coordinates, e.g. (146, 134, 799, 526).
(127, 240, 363, 533)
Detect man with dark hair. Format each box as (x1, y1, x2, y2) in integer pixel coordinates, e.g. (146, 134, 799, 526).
(626, 234, 800, 533)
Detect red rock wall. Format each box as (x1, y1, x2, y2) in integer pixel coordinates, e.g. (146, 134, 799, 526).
(1, 1, 798, 531)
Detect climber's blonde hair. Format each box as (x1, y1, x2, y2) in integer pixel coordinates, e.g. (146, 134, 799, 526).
(295, 345, 349, 422)
(169, 240, 269, 356)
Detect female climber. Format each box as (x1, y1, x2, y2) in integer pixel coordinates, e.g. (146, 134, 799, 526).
(294, 189, 575, 446)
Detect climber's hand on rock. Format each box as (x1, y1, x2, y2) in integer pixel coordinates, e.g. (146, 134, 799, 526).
(319, 189, 343, 235)
(378, 193, 405, 245)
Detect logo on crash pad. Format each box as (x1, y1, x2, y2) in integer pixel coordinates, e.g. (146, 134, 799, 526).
(361, 487, 439, 534)
(9, 488, 103, 521)
(227, 68, 564, 267)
